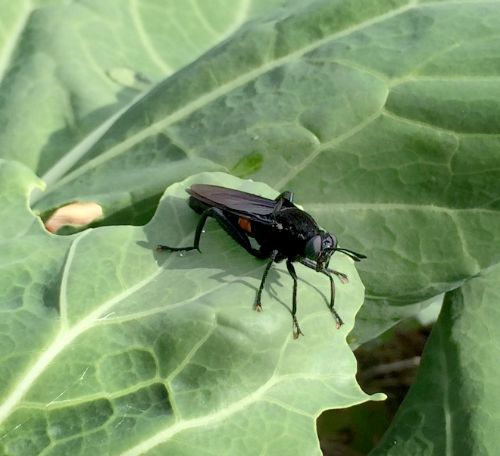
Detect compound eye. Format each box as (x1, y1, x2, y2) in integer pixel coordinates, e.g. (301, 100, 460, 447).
(322, 233, 337, 250)
(304, 235, 322, 260)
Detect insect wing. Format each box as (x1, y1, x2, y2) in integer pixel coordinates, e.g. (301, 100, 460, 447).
(187, 184, 278, 222)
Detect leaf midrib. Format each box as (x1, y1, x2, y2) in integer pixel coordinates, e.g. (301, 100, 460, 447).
(0, 2, 32, 83)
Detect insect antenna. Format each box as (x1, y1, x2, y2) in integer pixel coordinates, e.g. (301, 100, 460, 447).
(334, 248, 367, 262)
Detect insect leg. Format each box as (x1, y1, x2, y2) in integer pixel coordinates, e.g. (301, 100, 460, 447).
(299, 259, 345, 328)
(331, 270, 349, 284)
(275, 191, 293, 203)
(255, 250, 278, 312)
(272, 191, 294, 213)
(203, 209, 269, 259)
(319, 270, 344, 329)
(286, 260, 304, 338)
(300, 258, 349, 283)
(156, 207, 214, 252)
(157, 207, 269, 257)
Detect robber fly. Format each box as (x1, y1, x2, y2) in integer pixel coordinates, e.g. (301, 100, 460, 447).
(157, 184, 366, 338)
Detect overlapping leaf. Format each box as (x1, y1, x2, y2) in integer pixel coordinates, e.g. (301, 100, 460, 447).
(0, 0, 292, 174)
(371, 265, 500, 455)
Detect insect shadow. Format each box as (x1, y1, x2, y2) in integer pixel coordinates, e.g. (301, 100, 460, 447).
(137, 230, 309, 334)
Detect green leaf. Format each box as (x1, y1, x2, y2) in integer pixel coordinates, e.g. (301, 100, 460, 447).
(2, 1, 500, 447)
(370, 266, 500, 455)
(0, 161, 379, 455)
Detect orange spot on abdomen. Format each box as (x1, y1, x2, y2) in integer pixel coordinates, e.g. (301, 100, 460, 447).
(238, 217, 252, 233)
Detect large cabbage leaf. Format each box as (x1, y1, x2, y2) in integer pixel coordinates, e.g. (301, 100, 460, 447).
(0, 161, 376, 455)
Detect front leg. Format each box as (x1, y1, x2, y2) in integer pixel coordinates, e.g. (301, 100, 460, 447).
(286, 260, 304, 338)
(319, 269, 344, 329)
(299, 258, 345, 328)
(301, 258, 349, 283)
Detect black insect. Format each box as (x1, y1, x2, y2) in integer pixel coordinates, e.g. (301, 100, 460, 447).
(157, 184, 366, 338)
